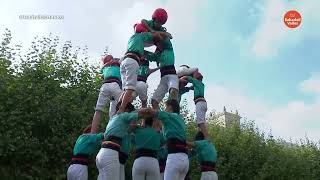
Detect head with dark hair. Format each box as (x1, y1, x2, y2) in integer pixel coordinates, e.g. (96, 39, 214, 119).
(116, 102, 135, 113)
(165, 99, 180, 114)
(144, 116, 154, 127)
(180, 65, 190, 68)
(82, 125, 92, 134)
(195, 131, 205, 141)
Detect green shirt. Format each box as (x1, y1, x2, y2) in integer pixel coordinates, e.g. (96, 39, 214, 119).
(73, 133, 104, 155)
(104, 112, 139, 139)
(134, 126, 161, 151)
(145, 50, 174, 67)
(187, 77, 205, 98)
(138, 65, 149, 78)
(120, 133, 132, 154)
(157, 111, 186, 141)
(194, 140, 217, 162)
(146, 20, 167, 32)
(127, 32, 154, 56)
(101, 65, 121, 80)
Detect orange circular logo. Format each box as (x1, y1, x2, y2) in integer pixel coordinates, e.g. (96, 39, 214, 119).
(284, 10, 302, 28)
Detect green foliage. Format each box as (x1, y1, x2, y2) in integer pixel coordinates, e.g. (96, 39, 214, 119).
(1, 30, 320, 179)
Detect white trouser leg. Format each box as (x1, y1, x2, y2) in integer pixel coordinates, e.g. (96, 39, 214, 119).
(96, 148, 120, 180)
(95, 82, 122, 111)
(132, 157, 160, 180)
(201, 171, 218, 180)
(119, 164, 125, 180)
(109, 100, 117, 119)
(164, 153, 189, 180)
(120, 58, 139, 90)
(67, 164, 88, 180)
(152, 74, 179, 103)
(195, 101, 207, 124)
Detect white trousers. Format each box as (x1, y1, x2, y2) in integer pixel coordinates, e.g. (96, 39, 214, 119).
(195, 101, 207, 124)
(133, 81, 148, 101)
(67, 164, 88, 180)
(109, 100, 117, 119)
(152, 74, 179, 102)
(120, 164, 125, 180)
(132, 157, 161, 180)
(201, 171, 218, 180)
(95, 82, 122, 111)
(96, 148, 120, 180)
(164, 153, 189, 180)
(120, 57, 139, 90)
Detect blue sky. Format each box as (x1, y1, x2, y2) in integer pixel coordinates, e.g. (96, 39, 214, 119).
(0, 0, 319, 141)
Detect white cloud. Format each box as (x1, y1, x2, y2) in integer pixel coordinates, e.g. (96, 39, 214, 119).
(250, 0, 320, 59)
(0, 0, 206, 63)
(200, 74, 320, 141)
(300, 73, 320, 96)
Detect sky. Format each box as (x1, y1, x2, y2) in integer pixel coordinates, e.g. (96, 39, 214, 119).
(1, 0, 319, 142)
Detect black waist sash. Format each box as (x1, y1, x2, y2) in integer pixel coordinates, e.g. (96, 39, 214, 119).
(167, 138, 187, 154)
(160, 65, 176, 77)
(124, 51, 141, 64)
(200, 161, 216, 172)
(103, 76, 122, 87)
(135, 148, 157, 159)
(71, 153, 89, 165)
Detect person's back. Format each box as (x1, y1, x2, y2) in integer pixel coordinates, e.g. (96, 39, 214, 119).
(132, 118, 161, 180)
(155, 99, 189, 180)
(193, 131, 218, 180)
(67, 126, 104, 180)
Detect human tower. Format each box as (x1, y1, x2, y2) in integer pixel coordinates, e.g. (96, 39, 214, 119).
(67, 8, 218, 180)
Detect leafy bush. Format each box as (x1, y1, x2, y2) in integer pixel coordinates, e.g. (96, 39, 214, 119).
(0, 30, 319, 179)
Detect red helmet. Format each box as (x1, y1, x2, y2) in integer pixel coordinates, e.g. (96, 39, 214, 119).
(193, 71, 203, 80)
(102, 55, 113, 64)
(134, 23, 148, 33)
(152, 8, 168, 25)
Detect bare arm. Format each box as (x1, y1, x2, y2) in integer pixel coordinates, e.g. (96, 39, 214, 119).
(138, 108, 157, 118)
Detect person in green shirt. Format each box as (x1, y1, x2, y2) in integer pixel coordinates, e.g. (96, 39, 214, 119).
(67, 125, 104, 180)
(117, 25, 169, 113)
(96, 103, 138, 180)
(144, 39, 179, 110)
(139, 99, 189, 180)
(132, 117, 161, 180)
(133, 58, 159, 108)
(181, 70, 209, 139)
(91, 55, 122, 134)
(187, 131, 218, 180)
(141, 8, 172, 39)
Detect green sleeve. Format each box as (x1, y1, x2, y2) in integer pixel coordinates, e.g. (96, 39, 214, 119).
(141, 32, 154, 42)
(89, 133, 104, 143)
(120, 112, 139, 123)
(144, 51, 160, 62)
(100, 68, 103, 74)
(186, 76, 196, 84)
(146, 20, 154, 28)
(157, 111, 169, 123)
